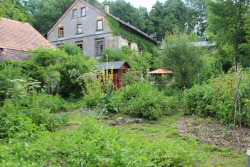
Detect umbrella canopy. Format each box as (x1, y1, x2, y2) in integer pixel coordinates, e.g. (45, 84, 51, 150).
(148, 69, 174, 74)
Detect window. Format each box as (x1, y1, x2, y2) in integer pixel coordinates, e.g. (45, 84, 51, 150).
(77, 24, 83, 34)
(77, 43, 83, 50)
(96, 39, 104, 56)
(58, 27, 64, 38)
(75, 40, 83, 50)
(72, 9, 77, 18)
(81, 7, 86, 16)
(96, 20, 103, 31)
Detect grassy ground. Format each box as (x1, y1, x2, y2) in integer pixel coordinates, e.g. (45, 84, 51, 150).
(67, 112, 246, 167)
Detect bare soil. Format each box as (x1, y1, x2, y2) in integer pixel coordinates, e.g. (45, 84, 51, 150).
(175, 116, 250, 153)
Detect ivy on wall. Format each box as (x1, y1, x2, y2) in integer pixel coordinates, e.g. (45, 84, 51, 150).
(106, 15, 156, 52)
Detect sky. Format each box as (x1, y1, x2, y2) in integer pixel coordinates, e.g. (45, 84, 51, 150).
(99, 0, 165, 11)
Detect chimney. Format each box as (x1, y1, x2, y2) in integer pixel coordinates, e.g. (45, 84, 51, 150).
(104, 4, 110, 13)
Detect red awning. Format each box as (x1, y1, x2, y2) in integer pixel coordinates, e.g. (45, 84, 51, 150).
(148, 69, 174, 74)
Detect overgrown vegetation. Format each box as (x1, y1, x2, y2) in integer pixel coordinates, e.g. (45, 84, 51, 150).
(1, 0, 250, 165)
(106, 15, 156, 52)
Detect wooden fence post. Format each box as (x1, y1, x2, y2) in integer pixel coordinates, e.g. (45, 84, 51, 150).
(247, 150, 250, 167)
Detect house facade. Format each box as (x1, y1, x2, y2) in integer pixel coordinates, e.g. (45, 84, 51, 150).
(46, 0, 157, 57)
(0, 18, 54, 61)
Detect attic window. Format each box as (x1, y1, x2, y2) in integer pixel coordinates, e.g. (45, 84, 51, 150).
(72, 9, 77, 18)
(96, 20, 103, 31)
(81, 7, 86, 16)
(58, 27, 64, 38)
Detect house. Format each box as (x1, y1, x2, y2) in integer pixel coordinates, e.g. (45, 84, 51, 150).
(0, 18, 54, 61)
(46, 0, 157, 57)
(98, 61, 130, 89)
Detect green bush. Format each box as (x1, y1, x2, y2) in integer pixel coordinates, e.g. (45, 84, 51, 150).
(0, 117, 201, 166)
(109, 82, 179, 120)
(184, 71, 250, 126)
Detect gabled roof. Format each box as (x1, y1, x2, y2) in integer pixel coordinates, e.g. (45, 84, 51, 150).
(148, 69, 174, 74)
(98, 61, 130, 70)
(0, 18, 54, 52)
(107, 13, 157, 44)
(46, 0, 157, 44)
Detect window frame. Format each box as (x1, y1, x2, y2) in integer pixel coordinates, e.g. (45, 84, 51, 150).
(75, 40, 83, 50)
(72, 9, 78, 18)
(81, 7, 86, 17)
(95, 38, 104, 56)
(58, 27, 64, 38)
(76, 24, 83, 34)
(96, 20, 103, 31)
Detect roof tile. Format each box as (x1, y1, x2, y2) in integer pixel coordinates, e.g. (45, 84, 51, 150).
(0, 18, 54, 52)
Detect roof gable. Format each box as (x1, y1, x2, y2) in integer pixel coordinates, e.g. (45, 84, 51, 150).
(0, 18, 53, 51)
(98, 61, 130, 70)
(46, 0, 105, 36)
(46, 0, 157, 44)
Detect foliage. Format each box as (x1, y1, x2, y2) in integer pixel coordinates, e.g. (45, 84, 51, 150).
(147, 0, 207, 42)
(206, 0, 249, 69)
(0, 0, 27, 22)
(183, 71, 250, 126)
(196, 51, 223, 84)
(81, 71, 105, 108)
(161, 31, 202, 88)
(102, 0, 146, 31)
(0, 61, 28, 104)
(0, 79, 68, 141)
(109, 82, 179, 120)
(100, 46, 158, 72)
(22, 46, 96, 98)
(106, 15, 156, 52)
(0, 117, 201, 166)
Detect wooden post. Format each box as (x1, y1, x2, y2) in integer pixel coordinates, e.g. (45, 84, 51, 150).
(247, 150, 250, 167)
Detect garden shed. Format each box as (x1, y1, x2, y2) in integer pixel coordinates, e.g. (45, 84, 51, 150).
(98, 61, 130, 89)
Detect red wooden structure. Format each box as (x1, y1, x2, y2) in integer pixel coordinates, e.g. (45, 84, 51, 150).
(98, 61, 130, 89)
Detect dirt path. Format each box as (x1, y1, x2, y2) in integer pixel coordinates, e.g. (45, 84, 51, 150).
(175, 116, 250, 153)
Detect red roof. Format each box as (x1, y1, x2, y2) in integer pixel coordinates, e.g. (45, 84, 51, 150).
(148, 69, 174, 74)
(0, 18, 54, 52)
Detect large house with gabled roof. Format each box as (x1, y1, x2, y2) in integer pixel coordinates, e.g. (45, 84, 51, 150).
(46, 0, 157, 57)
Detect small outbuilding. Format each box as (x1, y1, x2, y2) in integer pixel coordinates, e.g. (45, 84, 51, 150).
(98, 61, 130, 89)
(0, 18, 54, 61)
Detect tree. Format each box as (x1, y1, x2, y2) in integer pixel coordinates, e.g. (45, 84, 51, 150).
(0, 0, 27, 21)
(161, 32, 202, 88)
(206, 0, 249, 69)
(148, 0, 188, 42)
(185, 0, 207, 37)
(102, 0, 146, 31)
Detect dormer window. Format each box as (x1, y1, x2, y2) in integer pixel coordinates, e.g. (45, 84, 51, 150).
(72, 9, 77, 18)
(58, 27, 64, 38)
(77, 24, 83, 34)
(81, 7, 86, 16)
(96, 20, 103, 31)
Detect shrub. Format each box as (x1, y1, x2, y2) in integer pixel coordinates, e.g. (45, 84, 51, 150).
(184, 71, 250, 126)
(0, 117, 201, 166)
(109, 82, 179, 120)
